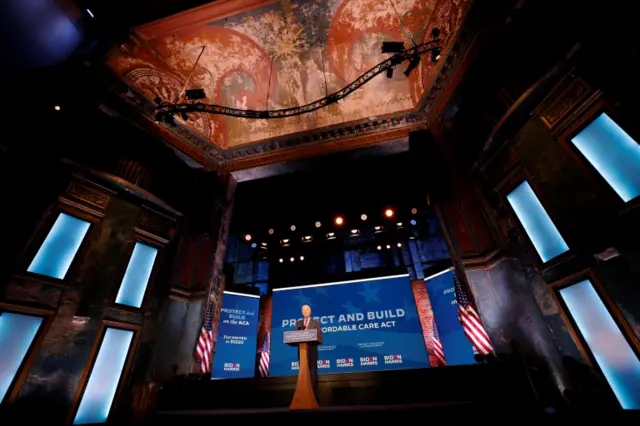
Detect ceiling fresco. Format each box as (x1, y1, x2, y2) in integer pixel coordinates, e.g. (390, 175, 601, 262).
(106, 0, 472, 166)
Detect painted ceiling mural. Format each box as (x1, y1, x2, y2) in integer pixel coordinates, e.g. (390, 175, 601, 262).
(107, 0, 471, 159)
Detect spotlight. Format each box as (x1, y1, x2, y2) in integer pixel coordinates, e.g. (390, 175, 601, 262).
(404, 54, 421, 76)
(300, 256, 305, 261)
(411, 208, 418, 215)
(351, 229, 359, 234)
(377, 245, 382, 250)
(386, 245, 391, 249)
(385, 209, 394, 218)
(361, 214, 367, 221)
(410, 219, 417, 226)
(396, 222, 403, 228)
(335, 216, 344, 226)
(315, 221, 322, 228)
(381, 41, 405, 53)
(86, 9, 94, 18)
(303, 235, 313, 242)
(261, 242, 268, 247)
(279, 258, 284, 263)
(251, 242, 257, 248)
(326, 232, 336, 240)
(268, 228, 275, 235)
(290, 225, 296, 231)
(244, 234, 252, 241)
(281, 239, 290, 247)
(431, 48, 441, 63)
(54, 105, 61, 111)
(374, 226, 384, 233)
(290, 257, 295, 262)
(397, 243, 402, 247)
(185, 88, 207, 100)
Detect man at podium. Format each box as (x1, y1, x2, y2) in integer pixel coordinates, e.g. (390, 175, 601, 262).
(295, 304, 323, 399)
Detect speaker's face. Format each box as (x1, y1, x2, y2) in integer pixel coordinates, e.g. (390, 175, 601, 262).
(301, 305, 311, 318)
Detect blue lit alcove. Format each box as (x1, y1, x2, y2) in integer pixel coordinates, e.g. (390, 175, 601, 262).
(73, 328, 134, 424)
(571, 112, 640, 202)
(115, 242, 158, 308)
(0, 312, 43, 403)
(27, 213, 91, 279)
(560, 280, 640, 409)
(506, 181, 569, 262)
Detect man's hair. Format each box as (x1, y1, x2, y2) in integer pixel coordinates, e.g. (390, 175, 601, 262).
(302, 304, 311, 310)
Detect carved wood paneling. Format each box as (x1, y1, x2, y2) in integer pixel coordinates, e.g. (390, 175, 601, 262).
(65, 181, 111, 211)
(137, 205, 175, 240)
(540, 77, 592, 129)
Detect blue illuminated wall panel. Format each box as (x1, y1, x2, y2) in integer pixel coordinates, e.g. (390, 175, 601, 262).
(27, 213, 91, 279)
(506, 181, 569, 262)
(0, 312, 43, 403)
(559, 280, 640, 409)
(571, 112, 640, 202)
(115, 242, 158, 308)
(73, 328, 135, 424)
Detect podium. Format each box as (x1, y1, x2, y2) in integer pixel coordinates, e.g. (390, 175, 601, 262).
(284, 329, 322, 410)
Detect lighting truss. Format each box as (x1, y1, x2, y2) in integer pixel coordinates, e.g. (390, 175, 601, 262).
(154, 38, 442, 121)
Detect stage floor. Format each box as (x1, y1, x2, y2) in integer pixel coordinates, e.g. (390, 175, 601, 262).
(158, 400, 473, 416)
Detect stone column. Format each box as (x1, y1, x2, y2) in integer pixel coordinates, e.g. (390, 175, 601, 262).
(150, 173, 237, 378)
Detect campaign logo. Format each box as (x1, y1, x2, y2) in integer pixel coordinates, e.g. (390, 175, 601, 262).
(291, 361, 299, 370)
(223, 362, 240, 371)
(360, 356, 378, 366)
(336, 358, 354, 367)
(317, 359, 331, 369)
(384, 354, 403, 364)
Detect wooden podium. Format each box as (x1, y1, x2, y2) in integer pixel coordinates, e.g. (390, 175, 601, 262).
(284, 329, 322, 410)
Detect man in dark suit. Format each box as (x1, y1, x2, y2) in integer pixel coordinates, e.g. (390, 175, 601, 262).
(295, 304, 322, 401)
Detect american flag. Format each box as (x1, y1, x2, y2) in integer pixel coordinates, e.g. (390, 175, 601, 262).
(258, 331, 270, 377)
(432, 317, 447, 366)
(454, 272, 494, 355)
(195, 303, 214, 374)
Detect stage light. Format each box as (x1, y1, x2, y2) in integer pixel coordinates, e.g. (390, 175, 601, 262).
(374, 225, 384, 233)
(261, 242, 268, 247)
(315, 221, 321, 228)
(86, 9, 94, 18)
(251, 242, 257, 248)
(361, 214, 367, 221)
(279, 258, 283, 263)
(397, 243, 402, 247)
(386, 245, 391, 249)
(300, 256, 304, 261)
(385, 209, 394, 218)
(411, 208, 418, 215)
(404, 54, 420, 76)
(244, 234, 252, 241)
(326, 232, 336, 240)
(290, 257, 295, 262)
(381, 41, 405, 53)
(54, 105, 61, 111)
(351, 229, 359, 234)
(431, 48, 441, 63)
(377, 245, 382, 250)
(410, 219, 417, 226)
(281, 239, 290, 247)
(335, 216, 344, 226)
(396, 222, 403, 228)
(290, 225, 296, 231)
(302, 235, 313, 242)
(268, 228, 275, 235)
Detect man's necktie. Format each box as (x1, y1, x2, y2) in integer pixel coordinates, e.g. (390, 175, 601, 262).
(304, 318, 309, 329)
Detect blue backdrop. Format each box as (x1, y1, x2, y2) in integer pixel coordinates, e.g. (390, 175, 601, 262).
(425, 270, 475, 365)
(211, 291, 260, 379)
(270, 275, 429, 376)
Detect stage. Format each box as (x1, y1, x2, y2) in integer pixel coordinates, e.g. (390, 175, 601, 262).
(156, 361, 540, 417)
